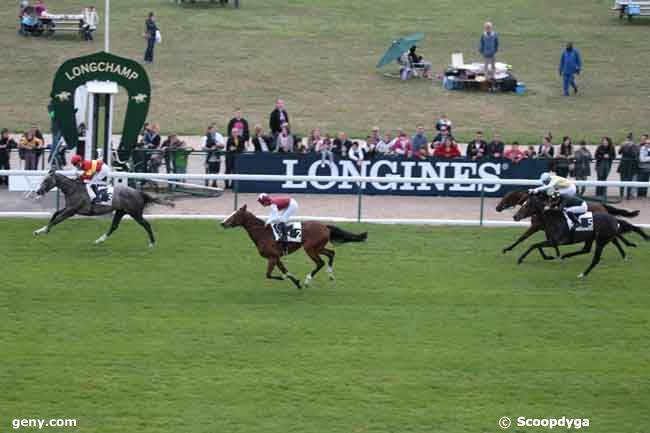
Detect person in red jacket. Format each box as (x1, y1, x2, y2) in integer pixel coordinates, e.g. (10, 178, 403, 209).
(71, 154, 110, 203)
(257, 193, 299, 243)
(433, 137, 461, 158)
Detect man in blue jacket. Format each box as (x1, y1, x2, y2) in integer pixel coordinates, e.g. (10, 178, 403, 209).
(479, 22, 499, 85)
(559, 42, 582, 96)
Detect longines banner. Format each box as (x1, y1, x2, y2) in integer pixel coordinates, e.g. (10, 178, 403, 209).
(234, 154, 549, 197)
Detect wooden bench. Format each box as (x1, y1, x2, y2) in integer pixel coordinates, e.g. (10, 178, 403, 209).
(613, 0, 650, 19)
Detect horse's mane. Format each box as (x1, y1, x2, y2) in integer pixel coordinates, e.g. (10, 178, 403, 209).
(243, 210, 266, 226)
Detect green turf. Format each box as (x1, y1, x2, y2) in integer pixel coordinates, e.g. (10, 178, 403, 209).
(1, 219, 649, 432)
(3, 0, 650, 144)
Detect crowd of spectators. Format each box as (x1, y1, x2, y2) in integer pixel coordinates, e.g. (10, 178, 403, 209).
(2, 98, 650, 197)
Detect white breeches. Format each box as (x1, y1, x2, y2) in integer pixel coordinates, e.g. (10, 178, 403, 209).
(279, 199, 298, 223)
(565, 202, 588, 215)
(557, 184, 576, 197)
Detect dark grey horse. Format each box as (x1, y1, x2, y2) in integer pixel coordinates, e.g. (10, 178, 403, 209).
(513, 194, 649, 278)
(33, 170, 174, 247)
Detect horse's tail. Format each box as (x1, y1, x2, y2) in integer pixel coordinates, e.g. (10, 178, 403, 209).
(602, 203, 640, 218)
(617, 218, 650, 241)
(327, 225, 367, 244)
(142, 192, 175, 208)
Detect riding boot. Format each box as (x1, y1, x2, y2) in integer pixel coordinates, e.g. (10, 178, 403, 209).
(567, 212, 580, 241)
(278, 222, 288, 255)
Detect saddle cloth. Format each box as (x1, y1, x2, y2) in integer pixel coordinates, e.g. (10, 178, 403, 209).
(94, 186, 114, 206)
(565, 212, 594, 232)
(272, 222, 302, 243)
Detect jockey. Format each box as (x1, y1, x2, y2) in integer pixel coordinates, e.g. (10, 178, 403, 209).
(257, 193, 298, 242)
(529, 172, 577, 197)
(550, 191, 588, 227)
(70, 154, 111, 203)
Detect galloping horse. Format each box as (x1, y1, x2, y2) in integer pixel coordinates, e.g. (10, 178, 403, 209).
(513, 194, 648, 278)
(496, 190, 639, 255)
(33, 170, 174, 246)
(222, 204, 367, 289)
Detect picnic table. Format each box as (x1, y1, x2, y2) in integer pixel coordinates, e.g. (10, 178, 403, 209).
(174, 0, 240, 7)
(613, 0, 650, 19)
(39, 12, 85, 36)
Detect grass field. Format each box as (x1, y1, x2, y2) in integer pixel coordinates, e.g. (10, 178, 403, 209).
(1, 219, 649, 432)
(2, 0, 650, 144)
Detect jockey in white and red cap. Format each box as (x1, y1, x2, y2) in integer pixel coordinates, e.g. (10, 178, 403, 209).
(257, 193, 299, 242)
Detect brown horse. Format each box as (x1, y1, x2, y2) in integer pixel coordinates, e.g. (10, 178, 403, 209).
(496, 190, 639, 255)
(221, 205, 367, 289)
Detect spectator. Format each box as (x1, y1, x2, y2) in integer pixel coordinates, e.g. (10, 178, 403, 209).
(251, 125, 272, 152)
(308, 128, 323, 152)
(411, 125, 428, 153)
(143, 123, 162, 172)
(466, 131, 487, 160)
(415, 141, 431, 160)
(434, 137, 461, 158)
(595, 136, 616, 198)
(375, 134, 391, 156)
(274, 123, 294, 153)
(317, 133, 334, 167)
(227, 109, 250, 143)
(19, 130, 43, 170)
(537, 136, 555, 159)
(524, 145, 537, 159)
(143, 12, 158, 64)
(574, 140, 592, 196)
(432, 125, 454, 148)
(504, 141, 526, 163)
(638, 135, 650, 198)
(435, 114, 453, 132)
(20, 7, 37, 35)
(369, 126, 381, 144)
(617, 133, 639, 200)
(225, 127, 245, 189)
(555, 136, 574, 178)
(391, 132, 413, 157)
(479, 21, 499, 87)
(269, 99, 289, 137)
(332, 131, 352, 157)
(407, 45, 432, 78)
(487, 133, 505, 158)
(202, 124, 225, 187)
(348, 141, 365, 167)
(82, 6, 98, 41)
(77, 123, 87, 157)
(0, 129, 17, 185)
(164, 135, 191, 175)
(34, 0, 46, 16)
(559, 42, 581, 96)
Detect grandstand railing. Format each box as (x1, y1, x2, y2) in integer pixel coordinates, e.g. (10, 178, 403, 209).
(1, 169, 648, 227)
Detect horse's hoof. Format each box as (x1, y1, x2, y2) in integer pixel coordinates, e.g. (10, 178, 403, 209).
(148, 242, 156, 249)
(517, 260, 523, 265)
(577, 273, 585, 279)
(304, 274, 312, 287)
(502, 248, 509, 254)
(95, 234, 108, 244)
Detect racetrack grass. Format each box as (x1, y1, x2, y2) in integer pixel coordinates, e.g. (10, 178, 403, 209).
(1, 219, 649, 432)
(2, 0, 650, 144)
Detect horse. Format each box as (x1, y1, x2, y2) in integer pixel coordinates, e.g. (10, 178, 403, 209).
(496, 190, 639, 255)
(221, 204, 367, 289)
(33, 170, 174, 247)
(512, 194, 649, 278)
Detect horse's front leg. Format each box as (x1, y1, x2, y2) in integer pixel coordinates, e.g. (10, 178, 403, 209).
(33, 208, 77, 236)
(265, 257, 284, 281)
(503, 224, 540, 253)
(276, 259, 302, 289)
(517, 239, 554, 264)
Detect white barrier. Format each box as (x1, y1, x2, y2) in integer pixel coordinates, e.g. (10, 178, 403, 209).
(1, 169, 650, 187)
(1, 170, 648, 227)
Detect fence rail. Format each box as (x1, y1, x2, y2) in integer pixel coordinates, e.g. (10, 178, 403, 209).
(1, 170, 648, 227)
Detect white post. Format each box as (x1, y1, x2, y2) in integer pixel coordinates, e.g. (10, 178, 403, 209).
(104, 0, 110, 52)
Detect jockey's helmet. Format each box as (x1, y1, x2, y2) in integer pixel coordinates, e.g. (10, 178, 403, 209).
(540, 172, 551, 184)
(257, 193, 270, 204)
(71, 154, 82, 166)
